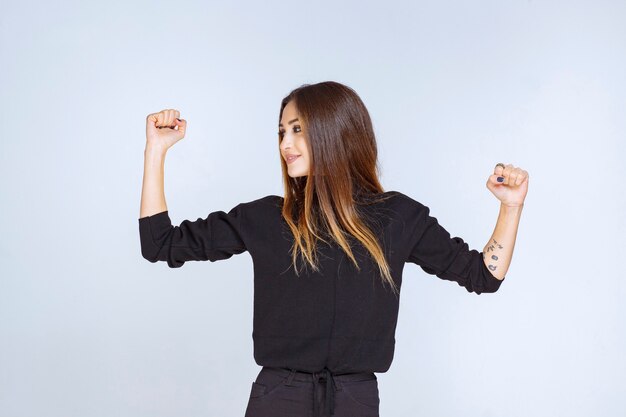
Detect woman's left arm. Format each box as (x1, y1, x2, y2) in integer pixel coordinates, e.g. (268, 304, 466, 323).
(482, 163, 529, 281)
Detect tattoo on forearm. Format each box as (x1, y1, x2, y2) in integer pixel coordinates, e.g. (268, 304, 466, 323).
(485, 239, 503, 272)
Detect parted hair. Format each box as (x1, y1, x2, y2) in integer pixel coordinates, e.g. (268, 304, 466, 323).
(278, 81, 398, 295)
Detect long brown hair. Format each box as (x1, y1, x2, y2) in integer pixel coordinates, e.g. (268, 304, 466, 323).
(278, 81, 398, 295)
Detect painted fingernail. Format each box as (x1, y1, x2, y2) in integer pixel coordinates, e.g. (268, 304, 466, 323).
(176, 118, 182, 122)
(497, 177, 504, 182)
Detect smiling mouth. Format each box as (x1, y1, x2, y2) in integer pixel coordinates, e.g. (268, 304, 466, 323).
(286, 155, 301, 164)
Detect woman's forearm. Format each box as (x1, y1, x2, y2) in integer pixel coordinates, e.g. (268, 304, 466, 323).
(482, 203, 524, 280)
(139, 145, 168, 218)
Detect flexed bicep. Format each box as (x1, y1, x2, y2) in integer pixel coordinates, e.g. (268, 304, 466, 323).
(405, 202, 504, 295)
(138, 204, 247, 268)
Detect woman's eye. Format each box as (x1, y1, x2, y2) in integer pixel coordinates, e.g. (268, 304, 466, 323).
(278, 126, 301, 138)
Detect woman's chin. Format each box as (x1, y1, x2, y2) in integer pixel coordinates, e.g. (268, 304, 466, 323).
(288, 171, 308, 178)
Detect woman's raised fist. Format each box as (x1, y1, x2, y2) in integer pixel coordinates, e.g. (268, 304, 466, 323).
(145, 109, 187, 151)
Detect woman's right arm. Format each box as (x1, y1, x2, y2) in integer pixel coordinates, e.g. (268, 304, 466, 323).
(137, 109, 248, 267)
(140, 109, 186, 218)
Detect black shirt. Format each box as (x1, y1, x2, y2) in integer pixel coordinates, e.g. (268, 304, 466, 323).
(138, 190, 504, 374)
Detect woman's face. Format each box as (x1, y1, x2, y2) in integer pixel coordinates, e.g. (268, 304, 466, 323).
(279, 100, 310, 177)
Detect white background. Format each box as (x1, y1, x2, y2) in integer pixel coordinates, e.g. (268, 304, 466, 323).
(1, 0, 624, 416)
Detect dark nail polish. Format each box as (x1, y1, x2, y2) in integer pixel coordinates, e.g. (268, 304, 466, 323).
(497, 177, 504, 182)
(176, 118, 182, 121)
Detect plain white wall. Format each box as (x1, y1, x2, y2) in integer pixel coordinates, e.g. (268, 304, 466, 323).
(1, 0, 625, 416)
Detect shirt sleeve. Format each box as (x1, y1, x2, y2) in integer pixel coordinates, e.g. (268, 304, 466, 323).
(405, 201, 504, 294)
(138, 203, 247, 268)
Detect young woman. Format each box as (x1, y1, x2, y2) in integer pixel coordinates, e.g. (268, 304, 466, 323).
(138, 81, 528, 417)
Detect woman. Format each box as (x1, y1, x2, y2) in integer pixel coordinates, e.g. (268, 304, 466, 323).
(138, 81, 528, 417)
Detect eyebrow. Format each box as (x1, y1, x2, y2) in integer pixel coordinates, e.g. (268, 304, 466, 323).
(278, 118, 299, 127)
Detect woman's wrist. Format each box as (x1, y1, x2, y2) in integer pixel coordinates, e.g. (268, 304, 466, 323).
(500, 203, 524, 216)
(500, 202, 524, 208)
(144, 143, 168, 158)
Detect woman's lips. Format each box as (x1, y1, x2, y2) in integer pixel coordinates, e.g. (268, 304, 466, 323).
(287, 155, 301, 164)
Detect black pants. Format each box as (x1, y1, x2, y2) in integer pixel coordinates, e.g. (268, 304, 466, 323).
(244, 366, 380, 417)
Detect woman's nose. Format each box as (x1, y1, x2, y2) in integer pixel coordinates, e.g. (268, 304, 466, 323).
(280, 136, 293, 150)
